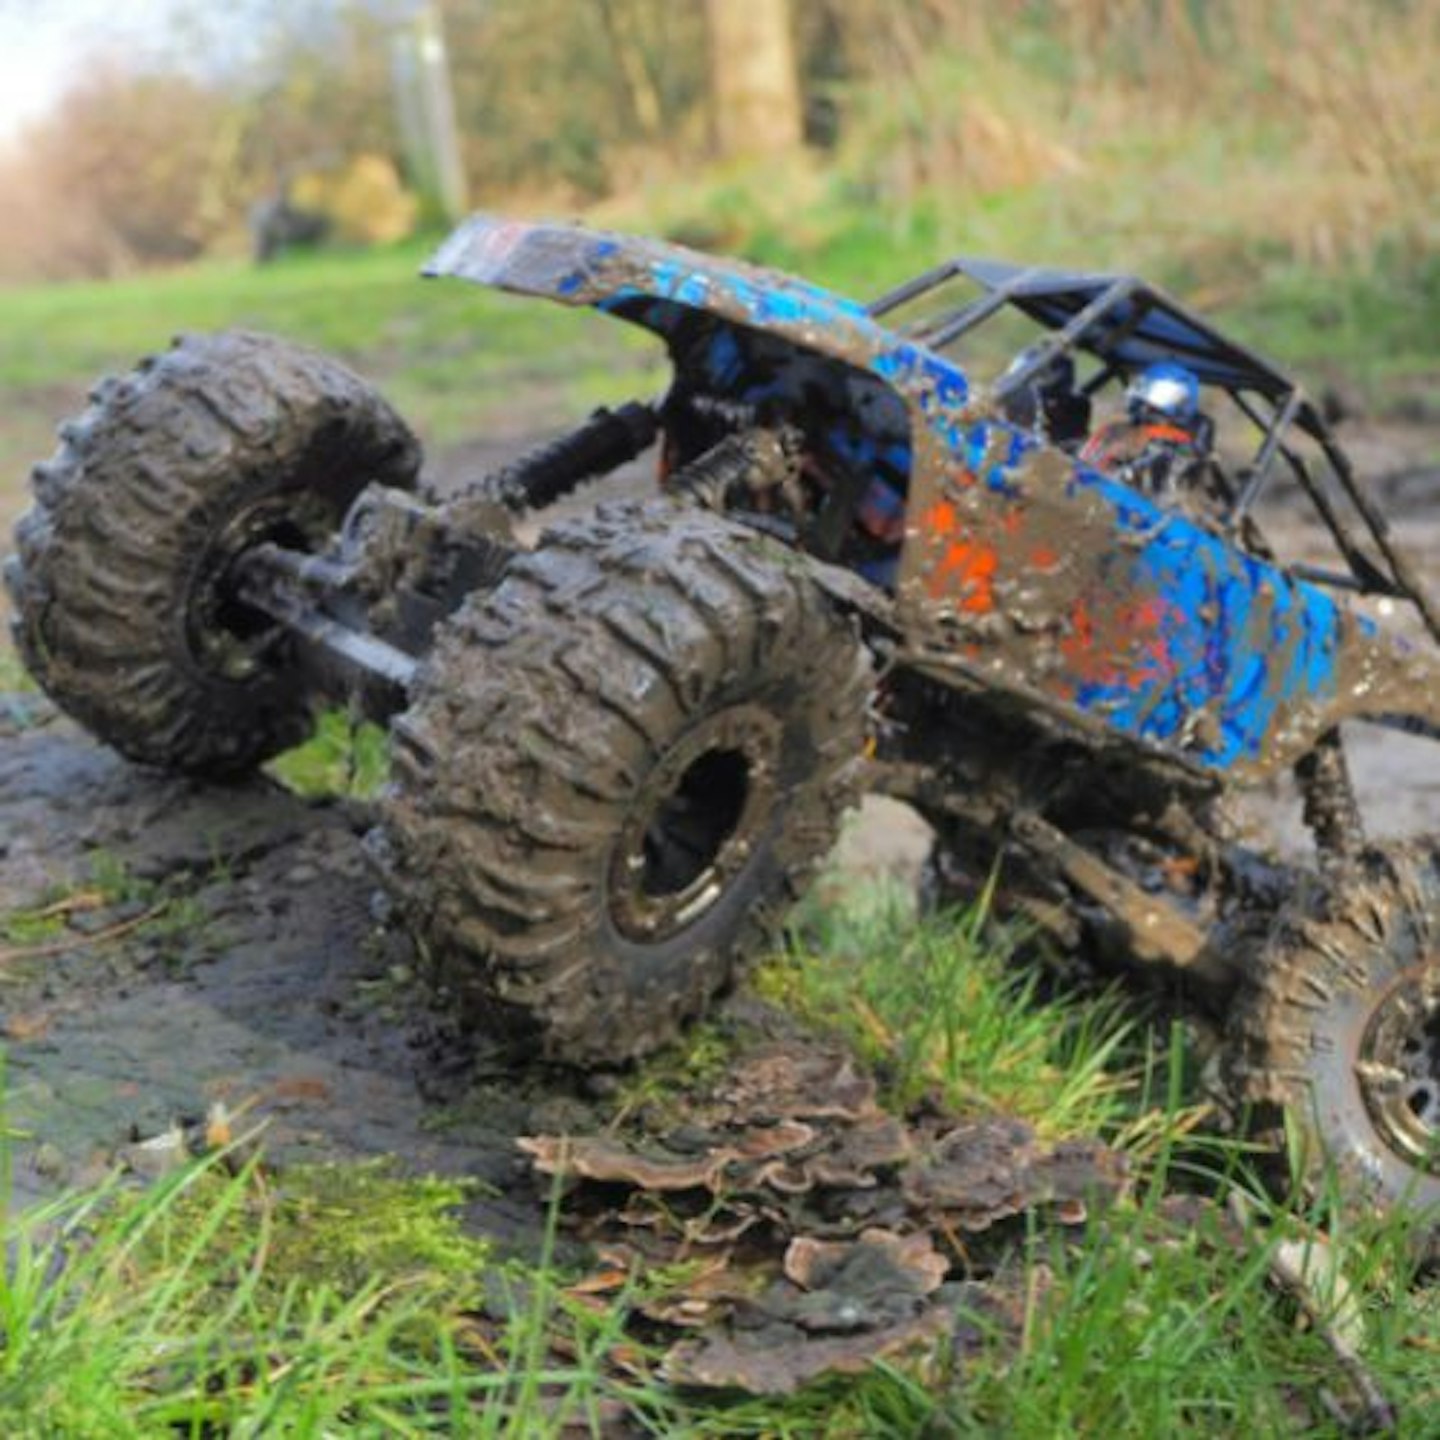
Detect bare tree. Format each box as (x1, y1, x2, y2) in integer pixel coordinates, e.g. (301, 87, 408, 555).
(705, 0, 803, 158)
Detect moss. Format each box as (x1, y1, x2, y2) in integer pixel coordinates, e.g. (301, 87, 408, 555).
(0, 647, 35, 694)
(267, 1160, 489, 1300)
(0, 910, 67, 947)
(137, 1157, 490, 1323)
(608, 1022, 740, 1130)
(0, 851, 208, 958)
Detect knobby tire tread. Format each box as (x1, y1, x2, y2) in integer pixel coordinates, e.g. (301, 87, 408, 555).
(5, 330, 420, 776)
(379, 499, 871, 1064)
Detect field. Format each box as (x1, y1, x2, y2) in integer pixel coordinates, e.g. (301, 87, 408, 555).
(3, 215, 1437, 504)
(3, 227, 1440, 1435)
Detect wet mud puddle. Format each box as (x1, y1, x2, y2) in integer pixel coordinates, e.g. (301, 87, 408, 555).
(0, 697, 572, 1242)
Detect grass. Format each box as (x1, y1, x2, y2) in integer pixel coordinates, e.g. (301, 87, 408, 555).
(2, 882, 1436, 1435)
(0, 1149, 513, 1436)
(0, 234, 665, 485)
(267, 709, 391, 800)
(0, 1141, 668, 1435)
(767, 881, 1141, 1142)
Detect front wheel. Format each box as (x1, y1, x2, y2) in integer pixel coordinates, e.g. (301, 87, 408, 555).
(1227, 840, 1440, 1245)
(5, 330, 420, 777)
(376, 500, 872, 1065)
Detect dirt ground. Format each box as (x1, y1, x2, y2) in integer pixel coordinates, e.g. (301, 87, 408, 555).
(1, 414, 1438, 1238)
(0, 697, 598, 1240)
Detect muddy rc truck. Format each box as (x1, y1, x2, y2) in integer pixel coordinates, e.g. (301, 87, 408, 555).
(10, 216, 1440, 1231)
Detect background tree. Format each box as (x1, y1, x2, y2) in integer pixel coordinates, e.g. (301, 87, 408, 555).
(1, 64, 241, 280)
(704, 0, 804, 158)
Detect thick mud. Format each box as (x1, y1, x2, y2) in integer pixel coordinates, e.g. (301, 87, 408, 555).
(0, 692, 921, 1245)
(0, 698, 596, 1243)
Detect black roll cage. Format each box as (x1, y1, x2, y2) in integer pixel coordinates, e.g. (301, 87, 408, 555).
(867, 259, 1440, 646)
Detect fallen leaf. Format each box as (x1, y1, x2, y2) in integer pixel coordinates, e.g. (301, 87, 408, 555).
(520, 1135, 734, 1191)
(204, 1101, 233, 1149)
(662, 1306, 952, 1395)
(567, 1268, 632, 1297)
(3, 1011, 51, 1042)
(267, 1076, 333, 1105)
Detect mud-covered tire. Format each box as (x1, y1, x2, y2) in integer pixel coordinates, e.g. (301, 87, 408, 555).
(377, 499, 872, 1065)
(1227, 840, 1440, 1241)
(4, 331, 420, 776)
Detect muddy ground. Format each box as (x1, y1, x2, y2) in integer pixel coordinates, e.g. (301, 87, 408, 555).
(0, 696, 573, 1238)
(1, 415, 1439, 1247)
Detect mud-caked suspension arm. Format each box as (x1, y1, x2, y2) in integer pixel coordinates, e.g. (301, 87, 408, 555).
(232, 541, 420, 690)
(227, 402, 664, 699)
(230, 482, 515, 703)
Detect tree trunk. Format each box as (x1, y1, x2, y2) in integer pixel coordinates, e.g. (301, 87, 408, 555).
(705, 0, 803, 158)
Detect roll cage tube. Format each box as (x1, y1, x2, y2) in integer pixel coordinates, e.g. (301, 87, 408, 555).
(897, 256, 1440, 638)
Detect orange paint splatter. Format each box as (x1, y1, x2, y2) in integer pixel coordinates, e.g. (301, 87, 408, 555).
(919, 499, 999, 612)
(922, 499, 959, 537)
(1058, 593, 1184, 693)
(925, 535, 998, 612)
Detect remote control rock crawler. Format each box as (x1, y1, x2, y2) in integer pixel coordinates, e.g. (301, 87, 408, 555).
(10, 217, 1440, 1236)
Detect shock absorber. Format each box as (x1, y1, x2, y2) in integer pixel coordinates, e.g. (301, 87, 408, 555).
(445, 401, 659, 536)
(669, 425, 804, 512)
(1295, 727, 1365, 876)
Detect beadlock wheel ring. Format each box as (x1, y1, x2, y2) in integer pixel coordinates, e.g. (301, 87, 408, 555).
(606, 703, 782, 945)
(184, 497, 307, 682)
(1358, 964, 1440, 1174)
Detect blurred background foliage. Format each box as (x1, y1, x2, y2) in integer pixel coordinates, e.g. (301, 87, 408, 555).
(2, 0, 1438, 295)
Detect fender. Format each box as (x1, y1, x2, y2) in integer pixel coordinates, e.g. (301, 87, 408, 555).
(426, 214, 911, 376)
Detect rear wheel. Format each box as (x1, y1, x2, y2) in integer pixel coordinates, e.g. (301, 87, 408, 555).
(376, 500, 871, 1064)
(1227, 840, 1440, 1245)
(4, 330, 420, 776)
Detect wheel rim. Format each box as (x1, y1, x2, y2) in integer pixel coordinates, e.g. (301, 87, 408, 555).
(184, 491, 336, 682)
(1358, 965, 1440, 1174)
(608, 704, 782, 944)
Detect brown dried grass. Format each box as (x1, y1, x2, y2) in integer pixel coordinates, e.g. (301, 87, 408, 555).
(827, 0, 1440, 269)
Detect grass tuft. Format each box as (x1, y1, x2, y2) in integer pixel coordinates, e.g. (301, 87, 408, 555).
(769, 881, 1140, 1141)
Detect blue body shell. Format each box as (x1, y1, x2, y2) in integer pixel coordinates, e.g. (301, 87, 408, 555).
(427, 216, 1413, 781)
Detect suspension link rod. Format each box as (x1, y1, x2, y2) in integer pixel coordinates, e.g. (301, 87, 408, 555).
(234, 543, 419, 689)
